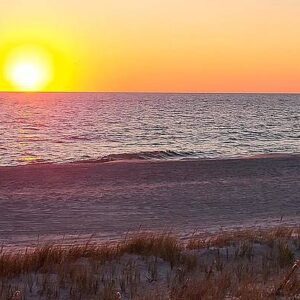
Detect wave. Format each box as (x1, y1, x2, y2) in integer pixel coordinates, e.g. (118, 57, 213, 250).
(76, 151, 299, 164)
(2, 151, 299, 167)
(78, 150, 197, 163)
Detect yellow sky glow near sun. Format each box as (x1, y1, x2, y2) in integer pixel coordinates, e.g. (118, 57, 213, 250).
(0, 0, 299, 92)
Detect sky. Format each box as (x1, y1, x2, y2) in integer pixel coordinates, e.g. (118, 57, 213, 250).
(0, 0, 299, 92)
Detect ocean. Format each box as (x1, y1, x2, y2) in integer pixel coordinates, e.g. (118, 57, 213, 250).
(0, 93, 299, 166)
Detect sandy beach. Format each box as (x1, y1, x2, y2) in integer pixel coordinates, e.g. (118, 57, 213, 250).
(0, 154, 299, 248)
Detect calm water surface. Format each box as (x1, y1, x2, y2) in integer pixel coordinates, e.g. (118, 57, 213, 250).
(0, 93, 299, 166)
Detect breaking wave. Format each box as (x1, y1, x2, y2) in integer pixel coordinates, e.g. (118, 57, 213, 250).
(75, 151, 299, 164)
(78, 150, 197, 163)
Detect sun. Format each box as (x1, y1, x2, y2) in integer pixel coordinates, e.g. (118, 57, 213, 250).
(4, 45, 54, 91)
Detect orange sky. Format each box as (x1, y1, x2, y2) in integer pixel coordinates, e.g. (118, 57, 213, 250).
(0, 0, 300, 92)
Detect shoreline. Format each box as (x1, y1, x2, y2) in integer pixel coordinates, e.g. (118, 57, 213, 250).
(0, 154, 299, 249)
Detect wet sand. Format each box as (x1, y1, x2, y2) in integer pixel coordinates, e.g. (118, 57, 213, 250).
(0, 155, 299, 248)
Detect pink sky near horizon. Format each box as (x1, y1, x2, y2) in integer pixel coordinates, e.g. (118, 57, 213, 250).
(0, 0, 300, 92)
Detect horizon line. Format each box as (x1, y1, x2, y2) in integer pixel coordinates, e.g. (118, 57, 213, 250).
(0, 91, 299, 95)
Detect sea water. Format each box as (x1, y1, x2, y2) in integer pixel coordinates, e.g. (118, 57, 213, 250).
(0, 93, 299, 166)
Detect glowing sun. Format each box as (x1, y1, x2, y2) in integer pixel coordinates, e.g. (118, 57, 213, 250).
(4, 45, 53, 91)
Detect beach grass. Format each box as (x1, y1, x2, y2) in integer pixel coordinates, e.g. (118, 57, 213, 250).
(1, 226, 299, 300)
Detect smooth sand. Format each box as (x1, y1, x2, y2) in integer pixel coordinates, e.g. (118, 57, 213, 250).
(0, 155, 299, 248)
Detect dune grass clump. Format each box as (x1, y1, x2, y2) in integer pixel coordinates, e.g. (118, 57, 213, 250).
(123, 232, 182, 269)
(276, 241, 295, 268)
(186, 226, 299, 250)
(0, 234, 178, 278)
(0, 226, 299, 299)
